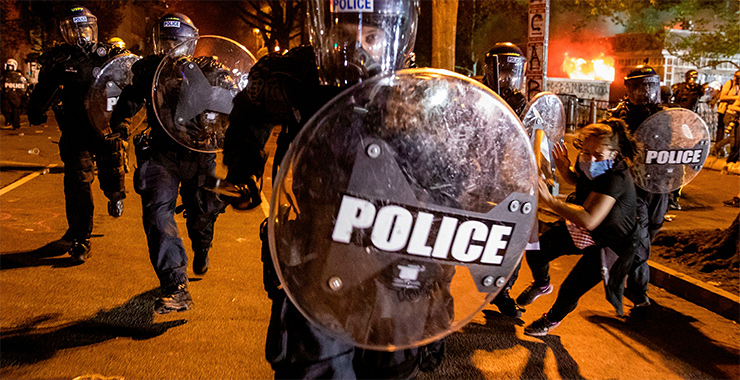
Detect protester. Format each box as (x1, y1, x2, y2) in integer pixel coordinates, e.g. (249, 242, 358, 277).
(27, 5, 127, 262)
(517, 119, 640, 336)
(716, 70, 740, 145)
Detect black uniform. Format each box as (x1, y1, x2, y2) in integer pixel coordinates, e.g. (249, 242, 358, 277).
(1, 69, 27, 129)
(27, 42, 126, 247)
(110, 54, 225, 289)
(608, 100, 666, 305)
(224, 45, 442, 379)
(671, 82, 705, 111)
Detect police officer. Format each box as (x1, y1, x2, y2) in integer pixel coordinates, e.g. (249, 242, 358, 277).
(1, 59, 27, 130)
(27, 5, 127, 262)
(480, 42, 529, 318)
(608, 65, 666, 311)
(108, 37, 126, 50)
(671, 69, 707, 112)
(224, 1, 446, 378)
(483, 42, 528, 116)
(110, 13, 225, 314)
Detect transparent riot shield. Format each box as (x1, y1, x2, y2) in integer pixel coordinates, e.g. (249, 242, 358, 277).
(270, 68, 538, 350)
(152, 35, 255, 152)
(86, 53, 140, 137)
(632, 108, 710, 193)
(520, 91, 565, 182)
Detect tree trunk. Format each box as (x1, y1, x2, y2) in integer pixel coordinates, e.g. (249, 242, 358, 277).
(431, 0, 458, 71)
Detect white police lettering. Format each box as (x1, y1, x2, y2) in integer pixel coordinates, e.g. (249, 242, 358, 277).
(332, 194, 514, 265)
(106, 97, 119, 112)
(73, 16, 88, 23)
(4, 83, 25, 89)
(645, 149, 703, 165)
(331, 0, 374, 13)
(163, 20, 181, 28)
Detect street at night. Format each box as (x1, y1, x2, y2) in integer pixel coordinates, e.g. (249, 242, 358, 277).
(2, 0, 740, 379)
(1, 116, 738, 379)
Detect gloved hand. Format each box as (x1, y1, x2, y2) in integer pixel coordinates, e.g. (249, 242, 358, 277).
(230, 175, 262, 211)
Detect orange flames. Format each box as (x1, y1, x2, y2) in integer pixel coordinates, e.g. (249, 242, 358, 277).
(562, 52, 615, 81)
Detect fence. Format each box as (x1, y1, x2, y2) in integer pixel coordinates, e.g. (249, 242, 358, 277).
(557, 94, 718, 139)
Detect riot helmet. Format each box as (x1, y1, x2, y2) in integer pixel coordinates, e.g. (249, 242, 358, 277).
(308, 0, 419, 87)
(153, 13, 199, 56)
(59, 5, 98, 48)
(624, 65, 661, 106)
(684, 69, 698, 85)
(484, 42, 526, 96)
(5, 59, 18, 71)
(108, 37, 126, 50)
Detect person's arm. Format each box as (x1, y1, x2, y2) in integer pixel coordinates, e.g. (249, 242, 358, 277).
(719, 80, 739, 103)
(538, 177, 616, 230)
(27, 57, 60, 125)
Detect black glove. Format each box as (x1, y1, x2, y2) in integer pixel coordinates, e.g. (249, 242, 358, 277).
(230, 175, 262, 211)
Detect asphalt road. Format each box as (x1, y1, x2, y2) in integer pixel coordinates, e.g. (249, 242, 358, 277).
(1, 114, 738, 380)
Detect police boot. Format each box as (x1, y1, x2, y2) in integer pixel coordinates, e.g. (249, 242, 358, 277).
(491, 288, 525, 318)
(108, 199, 124, 217)
(69, 240, 92, 263)
(193, 248, 209, 275)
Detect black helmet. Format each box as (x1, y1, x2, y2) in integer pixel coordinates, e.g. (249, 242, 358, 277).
(153, 13, 199, 55)
(624, 65, 660, 105)
(308, 0, 419, 87)
(484, 42, 526, 96)
(60, 5, 98, 48)
(684, 69, 698, 84)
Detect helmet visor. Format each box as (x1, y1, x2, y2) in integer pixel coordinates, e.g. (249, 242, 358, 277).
(60, 16, 98, 46)
(308, 0, 419, 87)
(153, 22, 198, 55)
(626, 75, 660, 105)
(484, 55, 525, 94)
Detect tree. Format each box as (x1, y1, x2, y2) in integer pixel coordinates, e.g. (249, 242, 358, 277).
(234, 1, 305, 54)
(558, 0, 740, 70)
(454, 0, 528, 76)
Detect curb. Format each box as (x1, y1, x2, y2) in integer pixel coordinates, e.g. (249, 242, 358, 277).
(648, 260, 740, 322)
(0, 160, 64, 173)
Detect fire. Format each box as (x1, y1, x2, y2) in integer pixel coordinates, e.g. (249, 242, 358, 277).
(562, 52, 615, 81)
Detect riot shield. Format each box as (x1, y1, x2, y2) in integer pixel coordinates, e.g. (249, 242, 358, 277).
(152, 35, 255, 152)
(270, 68, 538, 350)
(520, 92, 565, 181)
(86, 53, 140, 137)
(632, 108, 710, 193)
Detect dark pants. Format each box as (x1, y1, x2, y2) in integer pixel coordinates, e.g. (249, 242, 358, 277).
(525, 222, 604, 322)
(717, 112, 726, 143)
(2, 95, 21, 129)
(59, 133, 125, 243)
(259, 220, 429, 379)
(134, 148, 223, 288)
(628, 188, 669, 302)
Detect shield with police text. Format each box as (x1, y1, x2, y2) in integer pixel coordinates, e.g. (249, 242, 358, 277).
(86, 53, 140, 137)
(270, 68, 538, 350)
(520, 91, 565, 180)
(153, 35, 255, 152)
(632, 108, 710, 193)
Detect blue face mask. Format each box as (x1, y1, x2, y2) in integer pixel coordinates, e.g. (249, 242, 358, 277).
(579, 159, 613, 180)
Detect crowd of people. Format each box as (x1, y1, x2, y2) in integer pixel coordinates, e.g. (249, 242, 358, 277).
(3, 1, 738, 379)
